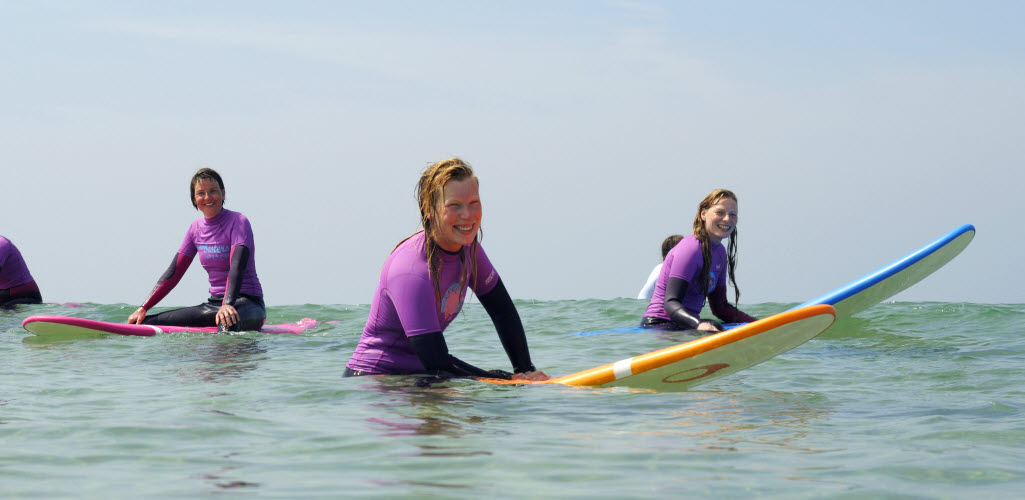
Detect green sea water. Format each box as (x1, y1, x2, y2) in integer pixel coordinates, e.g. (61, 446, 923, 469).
(2, 300, 1024, 498)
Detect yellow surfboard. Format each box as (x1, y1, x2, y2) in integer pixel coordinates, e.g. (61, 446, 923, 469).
(480, 304, 836, 392)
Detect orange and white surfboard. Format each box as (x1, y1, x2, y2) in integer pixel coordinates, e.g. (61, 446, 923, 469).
(480, 304, 836, 392)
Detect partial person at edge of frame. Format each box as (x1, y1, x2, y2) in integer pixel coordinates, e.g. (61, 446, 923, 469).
(0, 235, 42, 307)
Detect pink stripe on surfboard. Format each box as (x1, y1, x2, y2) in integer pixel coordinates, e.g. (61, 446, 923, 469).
(21, 315, 320, 336)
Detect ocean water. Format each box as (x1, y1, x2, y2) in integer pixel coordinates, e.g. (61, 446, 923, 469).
(2, 299, 1023, 498)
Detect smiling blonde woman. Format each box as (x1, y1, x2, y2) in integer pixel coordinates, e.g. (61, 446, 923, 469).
(344, 158, 548, 381)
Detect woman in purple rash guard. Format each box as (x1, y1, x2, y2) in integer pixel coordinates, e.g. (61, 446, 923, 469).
(126, 168, 265, 332)
(0, 235, 42, 306)
(640, 189, 757, 333)
(344, 158, 549, 382)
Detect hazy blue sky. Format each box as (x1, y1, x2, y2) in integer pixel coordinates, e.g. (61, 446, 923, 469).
(3, 1, 1022, 306)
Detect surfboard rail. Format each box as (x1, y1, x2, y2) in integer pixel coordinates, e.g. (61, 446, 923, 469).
(791, 223, 975, 317)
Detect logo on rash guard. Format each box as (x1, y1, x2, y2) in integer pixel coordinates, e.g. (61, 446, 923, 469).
(439, 282, 465, 323)
(197, 244, 230, 260)
(707, 270, 717, 293)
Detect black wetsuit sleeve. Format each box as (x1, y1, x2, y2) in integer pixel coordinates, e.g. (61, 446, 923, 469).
(477, 278, 536, 373)
(408, 332, 510, 379)
(708, 284, 757, 323)
(223, 245, 250, 307)
(664, 277, 702, 329)
(141, 253, 193, 310)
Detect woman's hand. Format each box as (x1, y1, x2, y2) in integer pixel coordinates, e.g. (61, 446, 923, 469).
(697, 321, 721, 332)
(512, 370, 550, 382)
(127, 307, 147, 324)
(216, 304, 239, 328)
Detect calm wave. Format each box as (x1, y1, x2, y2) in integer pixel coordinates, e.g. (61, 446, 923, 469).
(2, 300, 1023, 497)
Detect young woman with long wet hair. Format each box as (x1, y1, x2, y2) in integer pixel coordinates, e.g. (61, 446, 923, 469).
(640, 189, 756, 332)
(345, 158, 548, 381)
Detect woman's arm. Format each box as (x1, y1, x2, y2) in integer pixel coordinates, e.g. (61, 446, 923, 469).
(408, 332, 509, 379)
(663, 277, 703, 329)
(215, 245, 251, 328)
(128, 253, 193, 323)
(478, 278, 549, 381)
(477, 278, 533, 373)
(707, 285, 757, 324)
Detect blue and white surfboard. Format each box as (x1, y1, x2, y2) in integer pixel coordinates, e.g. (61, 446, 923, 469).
(575, 224, 975, 336)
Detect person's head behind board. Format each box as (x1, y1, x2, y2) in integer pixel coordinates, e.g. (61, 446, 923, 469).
(661, 234, 684, 260)
(190, 168, 226, 210)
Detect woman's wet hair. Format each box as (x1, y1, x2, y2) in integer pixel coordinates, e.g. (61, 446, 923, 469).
(414, 157, 481, 303)
(690, 189, 741, 306)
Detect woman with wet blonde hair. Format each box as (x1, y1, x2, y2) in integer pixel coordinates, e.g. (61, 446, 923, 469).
(640, 189, 756, 332)
(345, 158, 548, 381)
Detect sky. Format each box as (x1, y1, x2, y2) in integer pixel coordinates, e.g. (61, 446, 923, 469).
(2, 1, 1023, 307)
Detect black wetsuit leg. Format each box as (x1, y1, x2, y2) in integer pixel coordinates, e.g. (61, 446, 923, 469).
(142, 299, 219, 327)
(231, 294, 267, 331)
(142, 295, 266, 331)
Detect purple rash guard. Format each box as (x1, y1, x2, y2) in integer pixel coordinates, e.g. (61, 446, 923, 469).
(346, 231, 500, 375)
(178, 209, 263, 298)
(0, 236, 35, 290)
(643, 234, 727, 320)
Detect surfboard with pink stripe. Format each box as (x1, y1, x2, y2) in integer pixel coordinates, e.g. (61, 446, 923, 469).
(21, 315, 319, 338)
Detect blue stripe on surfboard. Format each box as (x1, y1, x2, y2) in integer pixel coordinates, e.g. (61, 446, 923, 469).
(571, 323, 744, 336)
(789, 223, 974, 316)
(572, 224, 974, 336)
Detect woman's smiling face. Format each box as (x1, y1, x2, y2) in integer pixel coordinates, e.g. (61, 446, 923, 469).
(433, 177, 482, 252)
(193, 178, 224, 219)
(701, 197, 738, 245)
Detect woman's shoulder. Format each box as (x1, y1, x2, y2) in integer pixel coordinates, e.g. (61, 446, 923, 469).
(671, 234, 701, 253)
(384, 233, 431, 281)
(389, 232, 428, 264)
(222, 208, 250, 223)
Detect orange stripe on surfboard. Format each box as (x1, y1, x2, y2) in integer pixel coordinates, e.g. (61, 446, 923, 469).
(479, 304, 836, 388)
